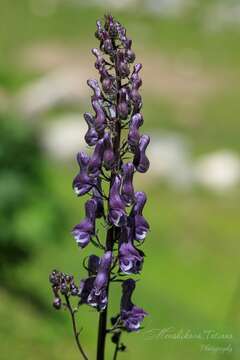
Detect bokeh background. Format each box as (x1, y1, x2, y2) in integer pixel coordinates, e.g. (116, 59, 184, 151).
(1, 0, 240, 359)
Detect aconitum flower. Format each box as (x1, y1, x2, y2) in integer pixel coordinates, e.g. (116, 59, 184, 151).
(133, 134, 150, 173)
(128, 113, 143, 148)
(118, 226, 144, 274)
(88, 251, 112, 310)
(84, 112, 99, 146)
(131, 191, 149, 241)
(49, 15, 150, 359)
(72, 151, 97, 196)
(108, 175, 127, 226)
(71, 199, 97, 248)
(120, 279, 147, 332)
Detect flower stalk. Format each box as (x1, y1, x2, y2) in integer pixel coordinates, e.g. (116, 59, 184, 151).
(49, 14, 150, 360)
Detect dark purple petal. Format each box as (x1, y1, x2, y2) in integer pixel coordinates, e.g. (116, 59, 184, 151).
(71, 199, 97, 249)
(121, 162, 135, 206)
(103, 132, 115, 170)
(92, 99, 106, 133)
(88, 255, 100, 275)
(108, 175, 127, 226)
(88, 251, 112, 310)
(92, 178, 105, 218)
(84, 112, 99, 146)
(118, 226, 144, 274)
(128, 113, 143, 148)
(85, 198, 98, 223)
(88, 138, 105, 177)
(79, 277, 95, 304)
(133, 135, 150, 173)
(73, 151, 96, 196)
(130, 191, 149, 241)
(134, 215, 149, 241)
(71, 219, 93, 248)
(116, 50, 130, 78)
(120, 279, 147, 332)
(87, 79, 102, 99)
(117, 87, 129, 120)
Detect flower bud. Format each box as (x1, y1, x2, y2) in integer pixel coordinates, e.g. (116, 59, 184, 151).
(53, 297, 61, 310)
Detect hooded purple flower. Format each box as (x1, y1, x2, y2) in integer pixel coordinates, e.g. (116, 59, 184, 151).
(103, 132, 115, 170)
(79, 255, 100, 304)
(71, 199, 97, 249)
(121, 162, 135, 206)
(84, 112, 99, 146)
(118, 226, 144, 274)
(88, 137, 105, 177)
(88, 251, 112, 310)
(131, 191, 149, 241)
(120, 279, 147, 332)
(133, 134, 150, 173)
(108, 175, 127, 227)
(128, 113, 143, 148)
(73, 151, 97, 196)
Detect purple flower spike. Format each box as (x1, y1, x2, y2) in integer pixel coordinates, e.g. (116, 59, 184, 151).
(121, 162, 135, 206)
(131, 192, 149, 241)
(128, 113, 143, 148)
(103, 132, 115, 170)
(117, 87, 129, 120)
(108, 175, 127, 227)
(84, 112, 99, 146)
(50, 15, 151, 352)
(133, 134, 150, 173)
(88, 138, 105, 177)
(71, 199, 97, 249)
(73, 151, 97, 196)
(88, 251, 112, 310)
(118, 226, 144, 274)
(120, 279, 148, 332)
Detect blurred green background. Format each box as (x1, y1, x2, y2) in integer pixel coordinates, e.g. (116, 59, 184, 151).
(0, 0, 240, 359)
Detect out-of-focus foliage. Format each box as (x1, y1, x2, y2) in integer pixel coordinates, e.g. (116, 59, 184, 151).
(0, 117, 65, 274)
